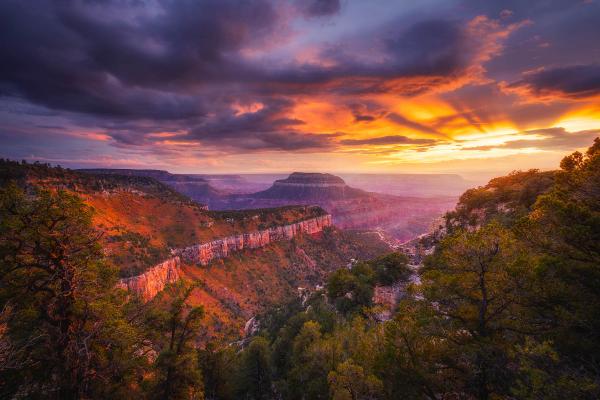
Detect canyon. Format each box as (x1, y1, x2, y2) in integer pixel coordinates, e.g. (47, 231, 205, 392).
(118, 215, 332, 301)
(78, 170, 458, 241)
(6, 162, 392, 341)
(215, 172, 456, 241)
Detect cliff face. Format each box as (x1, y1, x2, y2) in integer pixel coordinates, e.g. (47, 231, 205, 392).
(176, 214, 332, 265)
(118, 215, 332, 301)
(117, 257, 182, 302)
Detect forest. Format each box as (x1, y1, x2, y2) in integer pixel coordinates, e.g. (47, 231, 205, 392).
(1, 139, 599, 399)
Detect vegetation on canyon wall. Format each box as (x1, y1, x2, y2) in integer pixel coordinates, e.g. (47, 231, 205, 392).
(1, 138, 599, 399)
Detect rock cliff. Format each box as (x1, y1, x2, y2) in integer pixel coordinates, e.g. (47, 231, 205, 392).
(118, 215, 332, 301)
(117, 257, 182, 302)
(176, 214, 332, 265)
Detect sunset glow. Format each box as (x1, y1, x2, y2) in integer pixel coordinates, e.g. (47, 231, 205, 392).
(1, 0, 599, 179)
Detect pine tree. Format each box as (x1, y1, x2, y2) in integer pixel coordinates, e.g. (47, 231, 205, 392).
(149, 283, 205, 400)
(0, 184, 142, 399)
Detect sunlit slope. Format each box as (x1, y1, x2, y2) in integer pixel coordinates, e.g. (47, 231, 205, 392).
(0, 160, 328, 276)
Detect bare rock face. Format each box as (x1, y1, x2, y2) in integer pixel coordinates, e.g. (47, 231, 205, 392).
(177, 215, 332, 265)
(117, 257, 182, 302)
(118, 215, 332, 301)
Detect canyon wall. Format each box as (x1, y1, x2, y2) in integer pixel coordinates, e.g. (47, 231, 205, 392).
(176, 214, 332, 265)
(117, 256, 182, 302)
(118, 215, 332, 301)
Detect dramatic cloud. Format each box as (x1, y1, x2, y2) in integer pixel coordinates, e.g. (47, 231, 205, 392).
(0, 0, 527, 155)
(505, 64, 600, 101)
(348, 103, 386, 123)
(0, 0, 599, 172)
(387, 114, 447, 138)
(0, 0, 281, 118)
(340, 135, 438, 146)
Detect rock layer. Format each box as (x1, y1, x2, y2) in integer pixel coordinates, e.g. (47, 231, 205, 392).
(176, 214, 332, 265)
(118, 215, 332, 301)
(117, 257, 182, 302)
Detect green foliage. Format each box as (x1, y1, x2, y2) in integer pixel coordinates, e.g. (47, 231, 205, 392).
(445, 168, 555, 230)
(328, 359, 383, 400)
(147, 283, 205, 400)
(110, 230, 170, 277)
(326, 252, 410, 315)
(215, 138, 600, 400)
(379, 138, 600, 399)
(370, 253, 411, 285)
(0, 158, 198, 206)
(0, 184, 145, 399)
(210, 205, 328, 225)
(513, 137, 600, 394)
(0, 183, 209, 400)
(407, 222, 536, 398)
(327, 268, 373, 314)
(199, 344, 237, 400)
(235, 336, 273, 400)
(511, 338, 598, 400)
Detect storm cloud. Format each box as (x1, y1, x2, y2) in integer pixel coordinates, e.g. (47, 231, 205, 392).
(506, 64, 600, 100)
(0, 0, 520, 154)
(0, 0, 598, 163)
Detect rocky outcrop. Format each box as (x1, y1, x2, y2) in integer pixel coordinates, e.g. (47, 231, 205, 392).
(117, 257, 182, 302)
(177, 215, 332, 265)
(118, 215, 332, 301)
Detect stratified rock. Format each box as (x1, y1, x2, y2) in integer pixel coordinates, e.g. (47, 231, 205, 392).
(177, 214, 332, 265)
(117, 257, 181, 302)
(118, 215, 332, 301)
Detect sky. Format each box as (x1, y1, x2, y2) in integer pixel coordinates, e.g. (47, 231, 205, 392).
(1, 0, 599, 178)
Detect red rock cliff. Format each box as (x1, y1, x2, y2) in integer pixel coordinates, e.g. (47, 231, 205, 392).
(176, 214, 332, 265)
(117, 256, 182, 302)
(118, 215, 332, 301)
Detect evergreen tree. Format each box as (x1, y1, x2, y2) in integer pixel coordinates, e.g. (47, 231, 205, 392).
(328, 359, 383, 400)
(235, 336, 273, 400)
(402, 222, 535, 399)
(149, 283, 205, 400)
(0, 185, 142, 399)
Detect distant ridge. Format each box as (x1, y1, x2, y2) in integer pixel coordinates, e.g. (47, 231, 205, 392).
(254, 172, 369, 200)
(78, 168, 208, 183)
(79, 168, 222, 205)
